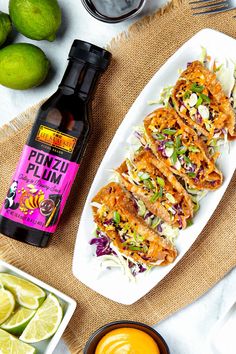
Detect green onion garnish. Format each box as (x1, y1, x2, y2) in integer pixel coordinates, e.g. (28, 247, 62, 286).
(137, 200, 146, 217)
(183, 155, 191, 164)
(177, 146, 187, 155)
(144, 179, 155, 190)
(156, 133, 165, 140)
(171, 150, 178, 165)
(191, 83, 204, 93)
(200, 93, 210, 103)
(187, 219, 193, 227)
(165, 193, 176, 204)
(183, 91, 191, 99)
(151, 216, 161, 229)
(128, 245, 143, 251)
(188, 146, 200, 153)
(175, 135, 181, 148)
(162, 128, 177, 135)
(165, 141, 174, 148)
(137, 234, 144, 242)
(187, 172, 196, 178)
(214, 64, 223, 72)
(138, 171, 150, 180)
(113, 211, 120, 224)
(193, 202, 200, 213)
(150, 192, 159, 203)
(128, 245, 148, 253)
(150, 189, 162, 203)
(159, 187, 163, 198)
(157, 177, 165, 187)
(195, 96, 203, 108)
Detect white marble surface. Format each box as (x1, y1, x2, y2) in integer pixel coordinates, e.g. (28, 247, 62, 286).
(0, 0, 235, 353)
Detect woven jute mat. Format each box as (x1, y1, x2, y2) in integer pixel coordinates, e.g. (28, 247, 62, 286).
(0, 1, 236, 352)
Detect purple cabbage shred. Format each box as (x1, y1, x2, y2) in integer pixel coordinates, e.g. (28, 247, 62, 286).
(90, 231, 114, 257)
(175, 204, 183, 215)
(195, 112, 203, 124)
(178, 216, 183, 229)
(144, 211, 153, 220)
(129, 261, 147, 276)
(157, 222, 163, 233)
(103, 219, 114, 226)
(90, 230, 148, 277)
(134, 131, 145, 146)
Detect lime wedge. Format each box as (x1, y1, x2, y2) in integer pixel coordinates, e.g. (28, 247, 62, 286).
(20, 293, 63, 343)
(0, 328, 35, 354)
(0, 289, 15, 325)
(1, 307, 36, 335)
(0, 273, 46, 310)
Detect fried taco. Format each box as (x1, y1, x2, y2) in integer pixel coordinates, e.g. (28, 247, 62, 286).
(116, 148, 193, 229)
(172, 60, 236, 142)
(144, 107, 223, 190)
(92, 182, 177, 267)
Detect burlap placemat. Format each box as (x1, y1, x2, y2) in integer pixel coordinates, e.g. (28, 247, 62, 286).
(1, 1, 236, 353)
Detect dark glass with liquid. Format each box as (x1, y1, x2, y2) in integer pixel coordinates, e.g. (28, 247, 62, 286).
(81, 0, 146, 23)
(0, 40, 111, 247)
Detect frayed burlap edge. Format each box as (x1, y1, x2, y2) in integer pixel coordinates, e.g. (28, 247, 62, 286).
(107, 0, 183, 50)
(0, 99, 46, 144)
(63, 328, 84, 354)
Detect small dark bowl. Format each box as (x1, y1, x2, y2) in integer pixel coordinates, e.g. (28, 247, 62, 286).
(84, 320, 170, 354)
(81, 0, 146, 24)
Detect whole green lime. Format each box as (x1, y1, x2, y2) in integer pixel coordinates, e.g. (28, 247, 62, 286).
(9, 0, 61, 42)
(0, 43, 50, 90)
(0, 12, 12, 47)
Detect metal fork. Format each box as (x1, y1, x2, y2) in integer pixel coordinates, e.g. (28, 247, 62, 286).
(190, 0, 236, 15)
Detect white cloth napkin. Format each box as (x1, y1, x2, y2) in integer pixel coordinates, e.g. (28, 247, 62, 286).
(209, 294, 236, 354)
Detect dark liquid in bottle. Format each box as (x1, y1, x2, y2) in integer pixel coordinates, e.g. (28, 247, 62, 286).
(0, 41, 111, 247)
(91, 0, 142, 18)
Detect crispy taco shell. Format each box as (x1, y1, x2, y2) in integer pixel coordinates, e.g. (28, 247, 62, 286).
(144, 107, 223, 190)
(172, 60, 236, 142)
(92, 182, 177, 267)
(117, 148, 193, 229)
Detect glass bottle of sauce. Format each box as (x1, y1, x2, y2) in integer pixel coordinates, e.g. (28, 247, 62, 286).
(0, 40, 111, 247)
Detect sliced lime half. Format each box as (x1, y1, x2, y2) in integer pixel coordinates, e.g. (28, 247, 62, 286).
(0, 288, 15, 325)
(0, 273, 46, 310)
(0, 328, 35, 354)
(20, 293, 63, 343)
(1, 307, 36, 335)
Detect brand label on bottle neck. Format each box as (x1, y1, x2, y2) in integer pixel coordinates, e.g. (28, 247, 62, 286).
(36, 125, 77, 153)
(0, 145, 79, 233)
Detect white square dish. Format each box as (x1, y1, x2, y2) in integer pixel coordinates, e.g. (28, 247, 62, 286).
(0, 259, 76, 354)
(72, 28, 236, 305)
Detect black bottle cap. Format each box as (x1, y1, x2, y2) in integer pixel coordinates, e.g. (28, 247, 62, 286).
(69, 40, 111, 71)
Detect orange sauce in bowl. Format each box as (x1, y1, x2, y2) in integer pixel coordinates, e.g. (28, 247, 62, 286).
(95, 327, 160, 354)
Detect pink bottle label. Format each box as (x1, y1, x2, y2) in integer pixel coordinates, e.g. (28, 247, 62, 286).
(0, 145, 79, 233)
